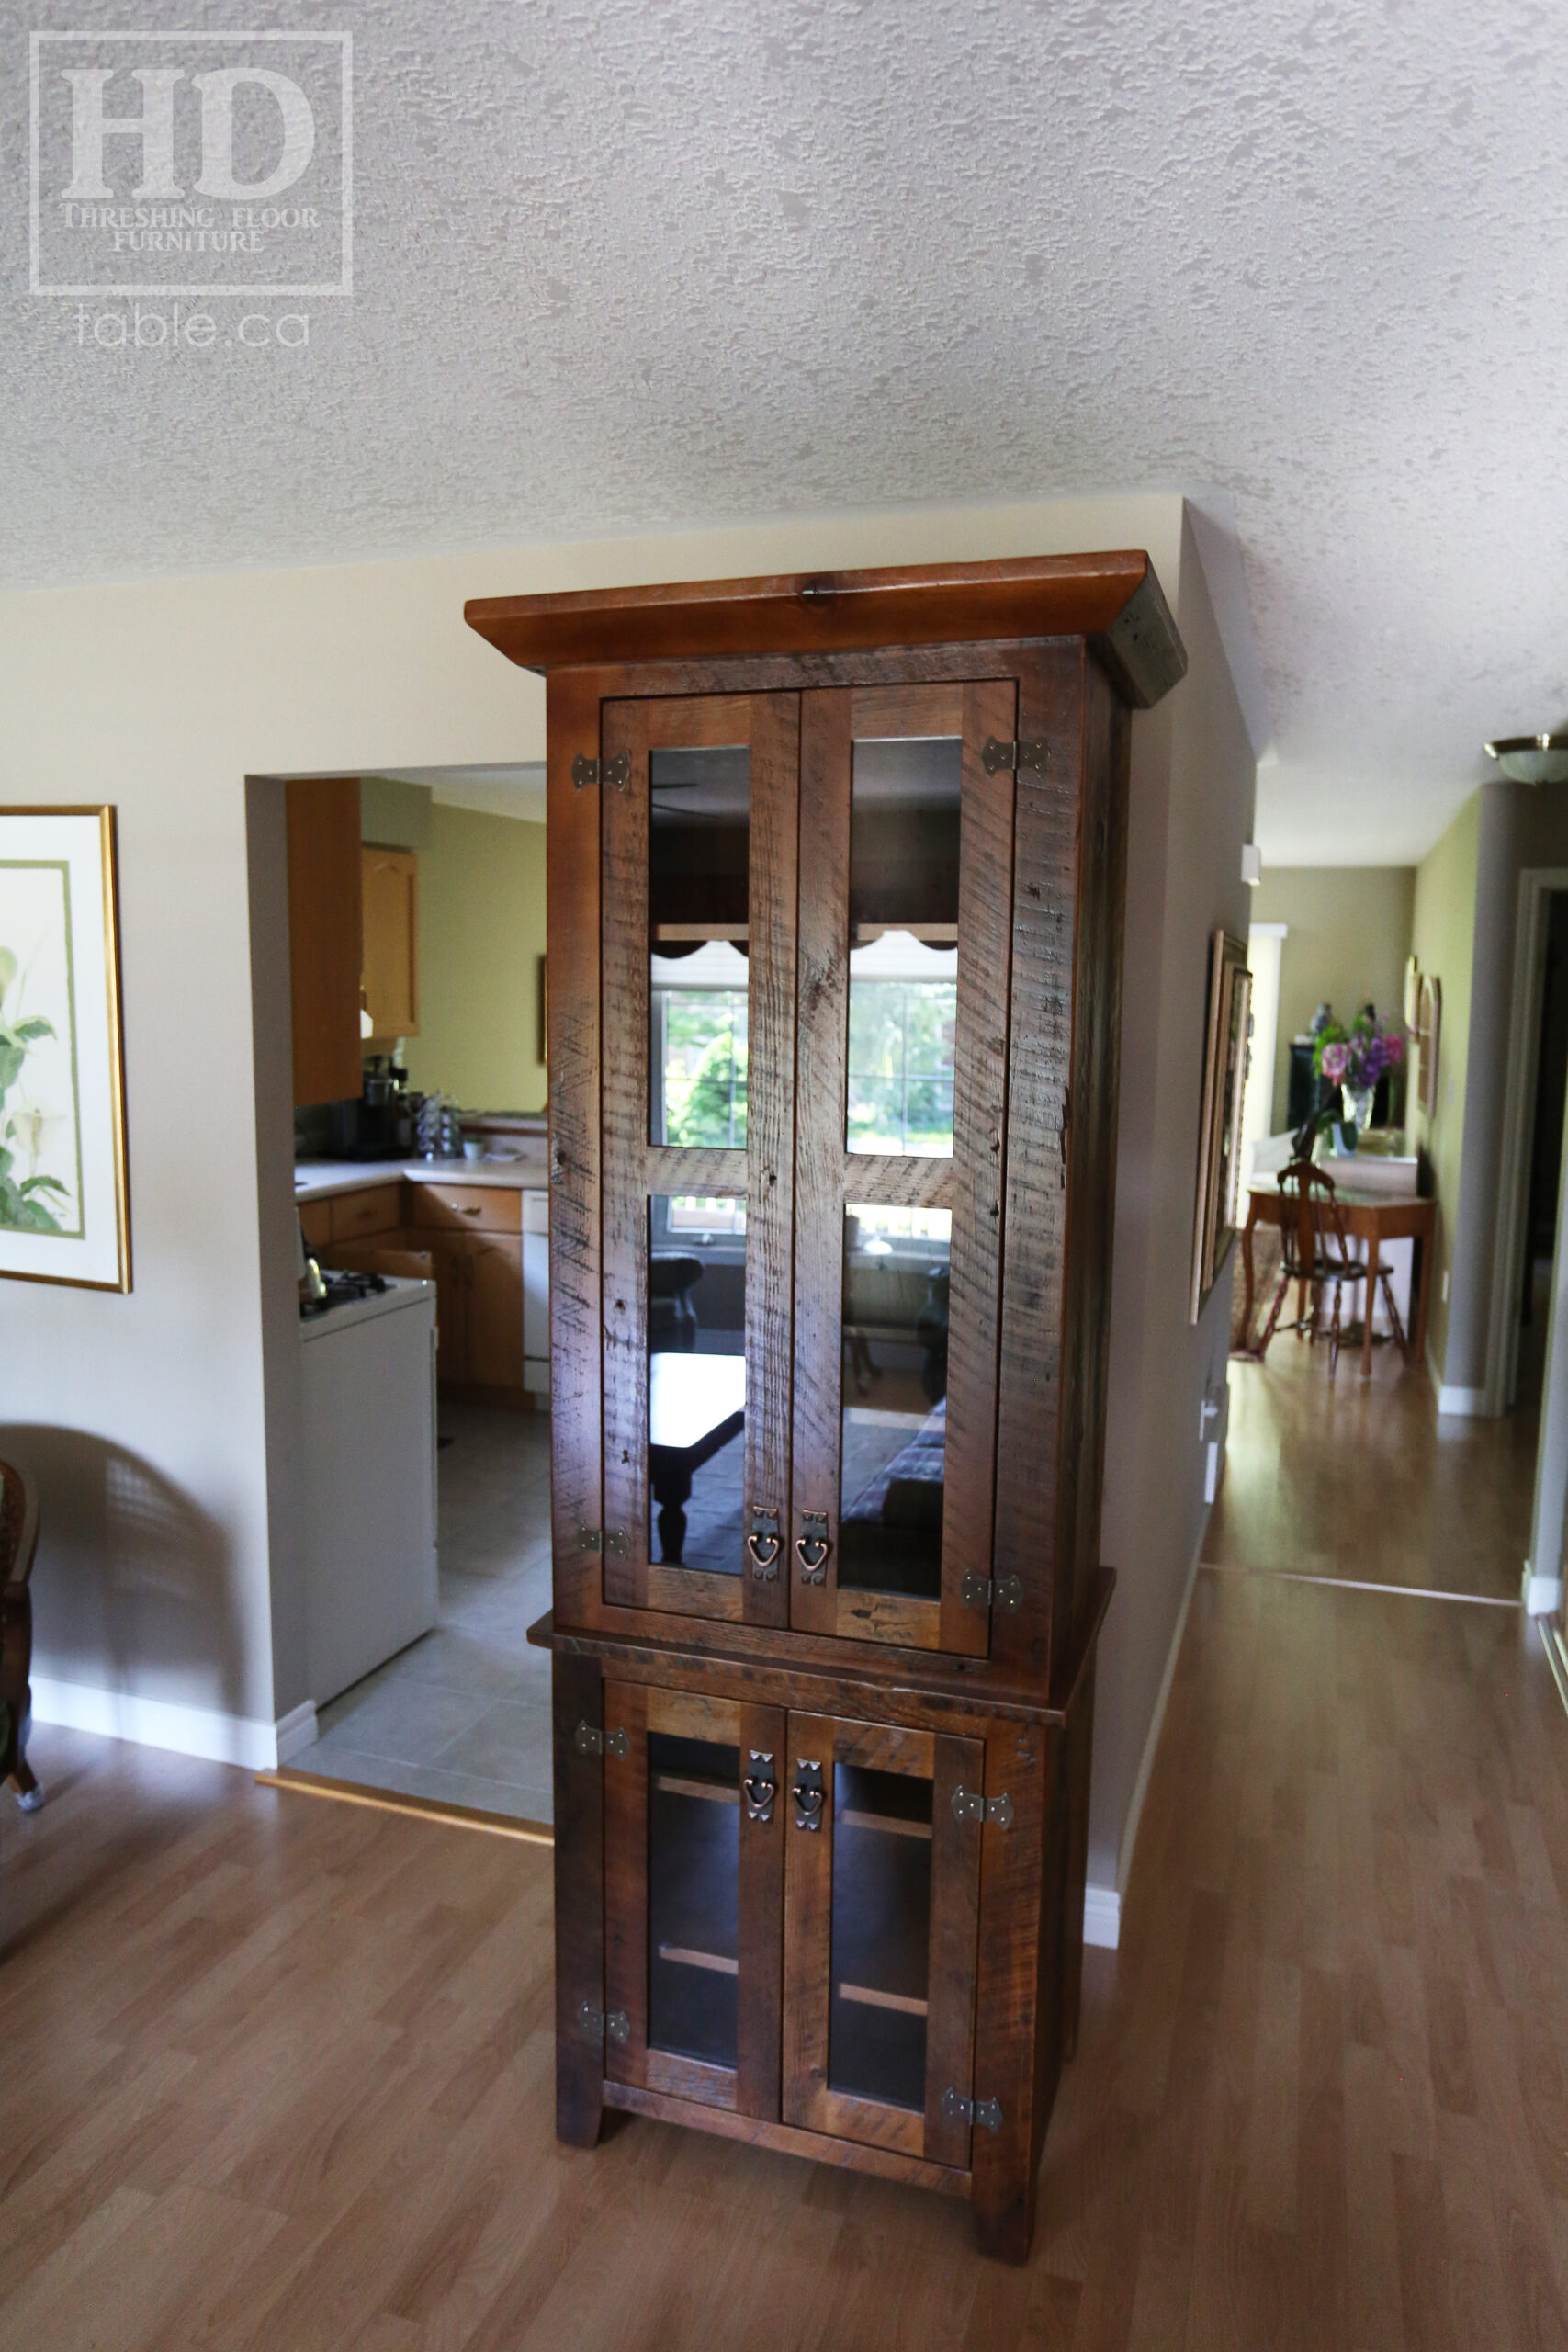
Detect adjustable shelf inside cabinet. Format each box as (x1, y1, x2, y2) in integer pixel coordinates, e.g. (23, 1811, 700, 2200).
(466, 551, 1187, 2261)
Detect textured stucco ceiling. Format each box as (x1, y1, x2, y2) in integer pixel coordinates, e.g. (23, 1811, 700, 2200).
(6, 0, 1567, 864)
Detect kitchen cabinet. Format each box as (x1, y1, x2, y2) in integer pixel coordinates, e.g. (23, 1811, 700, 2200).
(466, 1232, 525, 1389)
(470, 551, 1186, 2258)
(362, 845, 419, 1039)
(287, 778, 363, 1107)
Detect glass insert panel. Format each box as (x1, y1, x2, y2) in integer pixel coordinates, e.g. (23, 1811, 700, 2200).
(649, 747, 750, 1148)
(847, 738, 962, 1157)
(649, 1194, 747, 1574)
(648, 1731, 740, 2071)
(840, 1205, 951, 1599)
(828, 1761, 932, 2109)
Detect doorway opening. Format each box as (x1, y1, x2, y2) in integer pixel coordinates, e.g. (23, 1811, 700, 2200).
(279, 764, 555, 1824)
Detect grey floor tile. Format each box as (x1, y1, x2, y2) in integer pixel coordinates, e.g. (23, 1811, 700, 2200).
(432, 1697, 556, 1782)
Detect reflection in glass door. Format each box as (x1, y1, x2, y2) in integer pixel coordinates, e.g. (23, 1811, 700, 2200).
(599, 694, 799, 1629)
(792, 681, 1018, 1655)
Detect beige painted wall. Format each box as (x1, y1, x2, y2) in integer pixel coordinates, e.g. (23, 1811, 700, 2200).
(1250, 866, 1416, 1132)
(0, 491, 1250, 1925)
(1410, 794, 1480, 1383)
(401, 803, 547, 1113)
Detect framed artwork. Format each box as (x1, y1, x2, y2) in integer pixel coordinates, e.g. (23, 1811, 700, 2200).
(536, 953, 548, 1065)
(1416, 974, 1441, 1117)
(1190, 928, 1252, 1323)
(0, 807, 130, 1291)
(1403, 954, 1421, 1029)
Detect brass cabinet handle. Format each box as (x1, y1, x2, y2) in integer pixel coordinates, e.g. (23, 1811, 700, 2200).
(795, 1510, 830, 1583)
(747, 1507, 781, 1580)
(792, 1759, 824, 1831)
(743, 1751, 775, 1824)
(459, 1204, 481, 1216)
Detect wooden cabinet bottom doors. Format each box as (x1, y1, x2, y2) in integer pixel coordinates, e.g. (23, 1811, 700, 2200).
(603, 1684, 784, 2120)
(782, 1715, 982, 2169)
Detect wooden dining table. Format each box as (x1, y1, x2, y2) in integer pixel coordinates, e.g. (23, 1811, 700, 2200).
(1239, 1176, 1438, 1378)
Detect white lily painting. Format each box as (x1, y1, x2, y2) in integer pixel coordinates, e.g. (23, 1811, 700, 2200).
(0, 861, 83, 1238)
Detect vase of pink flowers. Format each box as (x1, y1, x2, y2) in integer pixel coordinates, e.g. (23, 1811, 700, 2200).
(1314, 1013, 1405, 1148)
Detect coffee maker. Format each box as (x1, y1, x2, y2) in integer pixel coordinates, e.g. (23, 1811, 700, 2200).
(356, 1055, 416, 1158)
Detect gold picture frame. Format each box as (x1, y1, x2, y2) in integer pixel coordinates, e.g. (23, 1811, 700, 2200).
(1190, 928, 1251, 1323)
(0, 805, 130, 1291)
(1416, 974, 1441, 1117)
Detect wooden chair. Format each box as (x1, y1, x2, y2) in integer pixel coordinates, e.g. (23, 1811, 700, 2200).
(1, 1459, 45, 1811)
(1257, 1159, 1410, 1375)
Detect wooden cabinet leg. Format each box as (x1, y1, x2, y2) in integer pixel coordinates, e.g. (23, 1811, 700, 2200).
(552, 1653, 604, 2149)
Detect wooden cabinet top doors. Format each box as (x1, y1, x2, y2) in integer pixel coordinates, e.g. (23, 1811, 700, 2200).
(468, 555, 1186, 1707)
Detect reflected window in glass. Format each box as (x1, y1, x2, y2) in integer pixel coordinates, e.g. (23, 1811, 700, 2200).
(847, 738, 963, 1159)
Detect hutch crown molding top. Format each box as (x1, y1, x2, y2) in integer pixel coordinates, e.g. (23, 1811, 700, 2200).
(467, 552, 1186, 2261)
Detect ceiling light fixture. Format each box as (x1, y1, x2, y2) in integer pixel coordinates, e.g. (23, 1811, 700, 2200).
(1484, 732, 1568, 786)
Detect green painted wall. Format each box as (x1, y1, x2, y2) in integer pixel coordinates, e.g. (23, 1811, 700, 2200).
(1410, 792, 1480, 1379)
(1250, 865, 1416, 1132)
(401, 801, 547, 1112)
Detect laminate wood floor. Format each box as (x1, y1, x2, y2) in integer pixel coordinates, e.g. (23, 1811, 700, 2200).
(5, 1361, 1567, 2347)
(6, 1582, 1565, 2350)
(1209, 1336, 1537, 1600)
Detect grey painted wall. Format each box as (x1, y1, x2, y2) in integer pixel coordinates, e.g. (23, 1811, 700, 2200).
(1446, 780, 1568, 1395)
(1093, 507, 1258, 1902)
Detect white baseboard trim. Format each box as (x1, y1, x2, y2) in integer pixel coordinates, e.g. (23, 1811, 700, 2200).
(1436, 1383, 1488, 1417)
(30, 1678, 308, 1771)
(1114, 1521, 1205, 1913)
(274, 1700, 319, 1763)
(1427, 1337, 1489, 1417)
(1522, 1565, 1564, 1616)
(1083, 1884, 1121, 1950)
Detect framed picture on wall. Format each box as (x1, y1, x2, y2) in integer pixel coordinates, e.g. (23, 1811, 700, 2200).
(1416, 973, 1441, 1116)
(1190, 927, 1252, 1323)
(0, 806, 130, 1292)
(537, 953, 548, 1065)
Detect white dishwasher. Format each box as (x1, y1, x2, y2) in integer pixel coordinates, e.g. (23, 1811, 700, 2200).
(300, 1275, 438, 1705)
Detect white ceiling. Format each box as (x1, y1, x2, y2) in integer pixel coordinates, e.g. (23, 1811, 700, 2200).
(7, 0, 1568, 865)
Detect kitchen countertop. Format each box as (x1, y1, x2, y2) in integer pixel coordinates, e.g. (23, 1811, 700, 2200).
(295, 1154, 549, 1202)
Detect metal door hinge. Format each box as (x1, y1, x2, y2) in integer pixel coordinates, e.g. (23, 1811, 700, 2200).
(982, 737, 1045, 777)
(571, 752, 630, 790)
(578, 1525, 628, 1560)
(580, 2000, 630, 2046)
(942, 2086, 1003, 2133)
(961, 1570, 1023, 1612)
(573, 1721, 628, 1761)
(951, 1784, 1014, 1830)
(743, 1751, 776, 1824)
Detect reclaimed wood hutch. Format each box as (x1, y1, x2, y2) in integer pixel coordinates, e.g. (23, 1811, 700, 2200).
(465, 553, 1186, 2259)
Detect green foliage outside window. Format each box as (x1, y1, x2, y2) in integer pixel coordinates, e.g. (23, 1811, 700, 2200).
(847, 979, 956, 1155)
(662, 990, 748, 1148)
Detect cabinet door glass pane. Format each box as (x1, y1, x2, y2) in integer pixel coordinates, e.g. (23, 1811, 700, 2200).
(649, 747, 750, 1148)
(828, 1761, 932, 2109)
(649, 1193, 746, 1574)
(648, 1730, 740, 2070)
(840, 1205, 952, 1598)
(847, 738, 961, 1157)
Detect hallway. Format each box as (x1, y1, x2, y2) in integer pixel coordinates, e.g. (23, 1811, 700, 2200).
(1, 1353, 1565, 2348)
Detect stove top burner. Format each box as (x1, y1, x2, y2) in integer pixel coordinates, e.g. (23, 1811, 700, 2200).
(300, 1269, 390, 1319)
